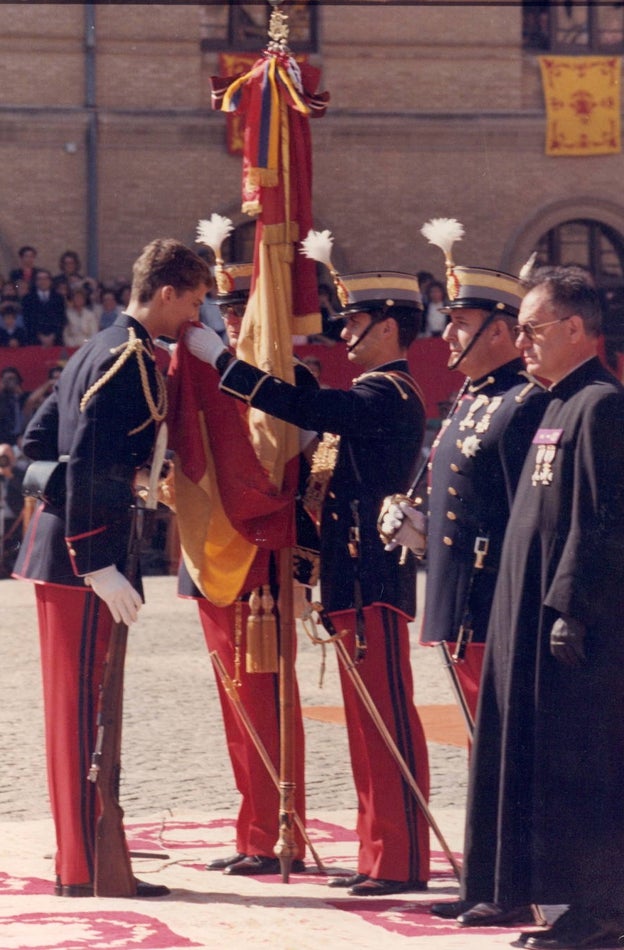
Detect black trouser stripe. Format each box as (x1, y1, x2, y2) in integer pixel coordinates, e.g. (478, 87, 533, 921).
(381, 607, 421, 881)
(78, 592, 101, 882)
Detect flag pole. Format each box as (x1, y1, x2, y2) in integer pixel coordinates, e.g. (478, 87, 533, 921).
(276, 545, 298, 881)
(210, 0, 327, 882)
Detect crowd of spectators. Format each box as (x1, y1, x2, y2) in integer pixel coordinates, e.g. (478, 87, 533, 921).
(0, 244, 450, 352)
(0, 245, 449, 575)
(0, 245, 130, 351)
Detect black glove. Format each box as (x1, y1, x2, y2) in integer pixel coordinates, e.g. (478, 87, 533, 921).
(550, 616, 586, 667)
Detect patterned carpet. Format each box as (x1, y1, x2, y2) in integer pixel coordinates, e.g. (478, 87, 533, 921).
(0, 812, 555, 949)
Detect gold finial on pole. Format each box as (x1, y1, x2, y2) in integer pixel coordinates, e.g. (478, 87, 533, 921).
(267, 0, 290, 52)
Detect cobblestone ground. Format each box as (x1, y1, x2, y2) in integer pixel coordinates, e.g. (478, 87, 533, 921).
(0, 571, 467, 824)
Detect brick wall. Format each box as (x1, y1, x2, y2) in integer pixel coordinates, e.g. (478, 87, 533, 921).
(0, 2, 621, 291)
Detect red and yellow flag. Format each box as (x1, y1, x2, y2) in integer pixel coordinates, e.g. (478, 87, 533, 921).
(167, 339, 295, 605)
(539, 55, 621, 156)
(212, 51, 328, 486)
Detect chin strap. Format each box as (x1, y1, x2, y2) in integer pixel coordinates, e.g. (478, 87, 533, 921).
(345, 311, 386, 354)
(448, 303, 504, 371)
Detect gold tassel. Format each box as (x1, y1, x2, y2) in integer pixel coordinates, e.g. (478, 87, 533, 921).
(246, 587, 279, 674)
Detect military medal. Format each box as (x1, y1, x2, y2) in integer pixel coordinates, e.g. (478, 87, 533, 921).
(531, 428, 563, 486)
(456, 392, 503, 456)
(458, 393, 489, 430)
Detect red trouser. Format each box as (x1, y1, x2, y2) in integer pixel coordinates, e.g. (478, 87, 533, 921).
(197, 598, 306, 859)
(36, 583, 127, 886)
(329, 604, 430, 883)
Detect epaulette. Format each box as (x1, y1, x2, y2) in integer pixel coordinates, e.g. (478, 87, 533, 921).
(355, 370, 426, 408)
(79, 327, 167, 435)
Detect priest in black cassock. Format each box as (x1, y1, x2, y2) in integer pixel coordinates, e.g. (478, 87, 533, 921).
(461, 265, 624, 949)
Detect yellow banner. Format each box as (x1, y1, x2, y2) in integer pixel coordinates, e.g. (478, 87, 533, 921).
(539, 55, 621, 156)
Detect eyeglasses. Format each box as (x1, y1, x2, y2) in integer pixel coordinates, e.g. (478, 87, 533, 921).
(513, 315, 571, 341)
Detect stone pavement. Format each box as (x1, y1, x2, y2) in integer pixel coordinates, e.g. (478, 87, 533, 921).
(0, 572, 560, 949)
(0, 570, 467, 825)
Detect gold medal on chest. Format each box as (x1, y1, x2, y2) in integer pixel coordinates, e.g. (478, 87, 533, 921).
(531, 428, 563, 486)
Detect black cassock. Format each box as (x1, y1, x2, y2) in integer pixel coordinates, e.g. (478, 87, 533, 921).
(462, 356, 624, 917)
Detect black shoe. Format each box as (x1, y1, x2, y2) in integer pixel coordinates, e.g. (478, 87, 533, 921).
(55, 878, 170, 898)
(457, 901, 536, 927)
(521, 907, 624, 949)
(430, 899, 476, 919)
(55, 880, 93, 898)
(327, 873, 369, 888)
(224, 854, 306, 876)
(135, 880, 170, 898)
(205, 852, 246, 871)
(348, 877, 427, 897)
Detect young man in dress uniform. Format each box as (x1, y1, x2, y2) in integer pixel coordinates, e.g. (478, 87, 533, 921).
(184, 262, 431, 898)
(14, 238, 211, 897)
(462, 266, 624, 949)
(176, 243, 315, 876)
(380, 222, 548, 927)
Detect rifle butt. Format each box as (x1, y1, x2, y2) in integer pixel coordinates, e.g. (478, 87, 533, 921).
(94, 803, 136, 897)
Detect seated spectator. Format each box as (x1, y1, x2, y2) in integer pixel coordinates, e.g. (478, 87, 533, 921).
(417, 270, 435, 303)
(95, 287, 121, 330)
(0, 367, 29, 445)
(53, 276, 71, 306)
(421, 280, 448, 337)
(22, 270, 66, 345)
(22, 364, 63, 421)
(0, 304, 27, 348)
(0, 285, 25, 329)
(0, 441, 25, 577)
(9, 245, 40, 294)
(117, 282, 131, 310)
(63, 287, 98, 348)
(53, 249, 98, 301)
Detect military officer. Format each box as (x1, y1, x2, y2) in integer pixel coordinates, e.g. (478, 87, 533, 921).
(176, 233, 313, 875)
(14, 238, 211, 897)
(184, 257, 431, 898)
(380, 223, 548, 927)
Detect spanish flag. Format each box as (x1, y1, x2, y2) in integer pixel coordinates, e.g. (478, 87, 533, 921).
(539, 55, 621, 156)
(211, 53, 328, 486)
(167, 340, 295, 606)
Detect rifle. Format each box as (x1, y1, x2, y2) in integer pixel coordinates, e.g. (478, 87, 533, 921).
(88, 422, 168, 897)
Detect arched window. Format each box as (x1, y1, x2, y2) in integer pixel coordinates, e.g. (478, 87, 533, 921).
(532, 218, 624, 360)
(523, 1, 624, 53)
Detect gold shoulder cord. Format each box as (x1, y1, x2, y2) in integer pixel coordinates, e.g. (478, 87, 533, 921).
(79, 327, 168, 435)
(355, 370, 426, 407)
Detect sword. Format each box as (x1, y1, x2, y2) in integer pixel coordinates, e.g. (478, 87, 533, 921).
(306, 603, 461, 880)
(209, 650, 325, 873)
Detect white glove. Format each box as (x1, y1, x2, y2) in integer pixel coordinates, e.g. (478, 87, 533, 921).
(382, 502, 427, 555)
(85, 565, 143, 625)
(154, 337, 177, 357)
(184, 325, 227, 368)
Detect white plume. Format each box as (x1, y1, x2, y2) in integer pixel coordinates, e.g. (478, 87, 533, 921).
(518, 251, 538, 282)
(196, 214, 234, 255)
(420, 218, 465, 258)
(300, 229, 335, 268)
